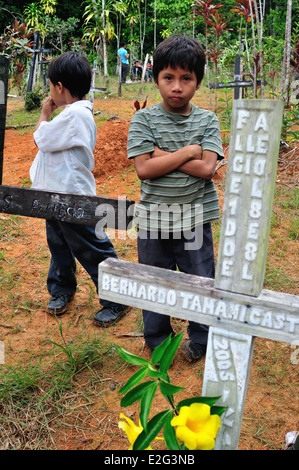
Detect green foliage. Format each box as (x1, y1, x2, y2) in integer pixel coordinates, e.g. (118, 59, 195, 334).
(282, 105, 299, 143)
(270, 90, 299, 143)
(25, 86, 44, 111)
(47, 319, 108, 378)
(0, 19, 33, 95)
(42, 16, 80, 53)
(118, 332, 226, 450)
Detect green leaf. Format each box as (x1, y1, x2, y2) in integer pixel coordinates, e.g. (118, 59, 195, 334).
(163, 413, 181, 450)
(159, 332, 183, 373)
(177, 395, 222, 410)
(133, 410, 171, 450)
(119, 367, 149, 394)
(148, 369, 166, 379)
(140, 381, 158, 431)
(210, 405, 227, 417)
(121, 381, 155, 408)
(159, 380, 184, 397)
(151, 334, 172, 365)
(117, 346, 150, 367)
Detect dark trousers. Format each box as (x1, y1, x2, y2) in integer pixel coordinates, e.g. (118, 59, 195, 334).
(46, 220, 119, 308)
(121, 63, 129, 83)
(137, 223, 215, 350)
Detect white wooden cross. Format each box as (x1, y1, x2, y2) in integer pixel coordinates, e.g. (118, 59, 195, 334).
(98, 99, 299, 450)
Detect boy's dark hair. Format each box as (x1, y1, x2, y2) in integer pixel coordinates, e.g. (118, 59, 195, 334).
(153, 35, 206, 85)
(47, 51, 92, 100)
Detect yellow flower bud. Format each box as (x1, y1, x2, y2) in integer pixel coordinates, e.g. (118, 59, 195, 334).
(119, 413, 152, 450)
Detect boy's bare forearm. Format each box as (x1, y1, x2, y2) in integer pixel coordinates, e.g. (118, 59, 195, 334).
(150, 145, 217, 179)
(151, 144, 202, 160)
(178, 150, 217, 179)
(134, 145, 202, 180)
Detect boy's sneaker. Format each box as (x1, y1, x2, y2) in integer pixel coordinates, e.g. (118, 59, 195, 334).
(182, 340, 206, 362)
(47, 294, 73, 316)
(93, 304, 129, 327)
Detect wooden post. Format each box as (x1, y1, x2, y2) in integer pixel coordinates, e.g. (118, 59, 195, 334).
(139, 53, 149, 95)
(0, 55, 9, 186)
(26, 31, 40, 94)
(118, 57, 122, 98)
(89, 61, 107, 109)
(234, 54, 241, 100)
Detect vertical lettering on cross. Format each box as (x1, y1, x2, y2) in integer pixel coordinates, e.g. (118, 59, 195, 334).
(203, 99, 283, 450)
(215, 100, 283, 297)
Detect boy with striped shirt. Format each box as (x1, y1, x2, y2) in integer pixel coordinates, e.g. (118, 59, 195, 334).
(127, 35, 224, 361)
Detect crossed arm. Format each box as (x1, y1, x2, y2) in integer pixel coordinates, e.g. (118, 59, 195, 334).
(133, 144, 218, 181)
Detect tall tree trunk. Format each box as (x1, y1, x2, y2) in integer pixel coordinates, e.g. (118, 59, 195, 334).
(102, 35, 108, 76)
(102, 0, 108, 76)
(138, 0, 147, 60)
(281, 0, 292, 106)
(154, 0, 156, 50)
(138, 0, 142, 59)
(214, 60, 218, 112)
(253, 0, 264, 98)
(243, 18, 253, 78)
(205, 28, 212, 110)
(249, 0, 257, 97)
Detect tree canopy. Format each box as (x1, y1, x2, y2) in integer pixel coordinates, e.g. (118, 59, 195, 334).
(0, 0, 298, 100)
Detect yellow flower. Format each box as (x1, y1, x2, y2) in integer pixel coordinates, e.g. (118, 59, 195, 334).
(171, 403, 221, 450)
(118, 413, 153, 450)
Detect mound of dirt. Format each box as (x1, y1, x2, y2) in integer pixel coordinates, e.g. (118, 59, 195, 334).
(93, 119, 134, 177)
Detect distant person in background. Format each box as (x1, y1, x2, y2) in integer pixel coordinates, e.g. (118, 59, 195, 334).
(117, 42, 129, 83)
(145, 59, 153, 82)
(131, 60, 143, 81)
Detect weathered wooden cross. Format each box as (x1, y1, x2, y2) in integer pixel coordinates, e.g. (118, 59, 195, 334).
(209, 54, 267, 100)
(98, 99, 299, 450)
(26, 31, 53, 95)
(0, 55, 134, 230)
(89, 60, 107, 107)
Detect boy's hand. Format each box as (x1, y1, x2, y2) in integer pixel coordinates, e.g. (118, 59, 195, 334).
(152, 144, 202, 160)
(41, 96, 58, 120)
(188, 144, 203, 160)
(35, 97, 58, 131)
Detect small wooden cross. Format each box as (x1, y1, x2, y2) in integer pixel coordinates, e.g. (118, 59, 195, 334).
(27, 31, 53, 95)
(89, 61, 107, 107)
(209, 55, 267, 100)
(98, 99, 299, 450)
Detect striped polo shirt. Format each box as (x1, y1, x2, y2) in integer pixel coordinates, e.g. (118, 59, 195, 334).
(127, 103, 224, 232)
